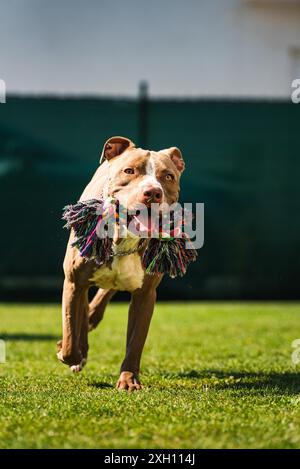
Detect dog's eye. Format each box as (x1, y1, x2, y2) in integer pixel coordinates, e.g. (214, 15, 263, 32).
(165, 173, 174, 181)
(124, 168, 134, 175)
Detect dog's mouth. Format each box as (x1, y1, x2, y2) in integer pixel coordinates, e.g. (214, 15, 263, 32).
(121, 205, 182, 238)
(131, 206, 155, 232)
(100, 197, 185, 240)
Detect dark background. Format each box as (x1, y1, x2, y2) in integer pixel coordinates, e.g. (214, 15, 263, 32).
(0, 93, 299, 301)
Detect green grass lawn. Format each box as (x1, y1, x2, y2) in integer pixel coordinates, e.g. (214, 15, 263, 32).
(0, 302, 300, 449)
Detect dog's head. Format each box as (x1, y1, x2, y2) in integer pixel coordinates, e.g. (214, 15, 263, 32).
(100, 136, 185, 211)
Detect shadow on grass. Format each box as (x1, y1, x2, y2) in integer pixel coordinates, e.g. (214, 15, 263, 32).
(160, 369, 300, 394)
(0, 333, 59, 341)
(88, 381, 114, 389)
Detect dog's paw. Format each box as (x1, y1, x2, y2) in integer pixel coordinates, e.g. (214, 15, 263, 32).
(70, 363, 82, 373)
(57, 349, 64, 362)
(70, 358, 87, 373)
(116, 371, 142, 392)
(56, 343, 83, 367)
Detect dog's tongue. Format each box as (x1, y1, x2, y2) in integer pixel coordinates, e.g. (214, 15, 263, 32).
(132, 211, 180, 237)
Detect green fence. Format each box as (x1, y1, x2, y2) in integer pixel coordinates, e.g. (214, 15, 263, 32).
(0, 96, 299, 299)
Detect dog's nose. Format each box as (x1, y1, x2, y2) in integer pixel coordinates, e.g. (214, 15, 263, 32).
(142, 186, 163, 204)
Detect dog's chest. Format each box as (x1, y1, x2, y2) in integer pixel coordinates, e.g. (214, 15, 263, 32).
(90, 238, 145, 292)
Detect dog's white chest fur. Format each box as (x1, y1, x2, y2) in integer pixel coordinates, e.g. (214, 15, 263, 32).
(90, 237, 144, 292)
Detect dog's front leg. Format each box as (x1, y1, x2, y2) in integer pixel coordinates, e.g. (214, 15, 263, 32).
(57, 279, 85, 368)
(57, 239, 94, 370)
(117, 274, 163, 391)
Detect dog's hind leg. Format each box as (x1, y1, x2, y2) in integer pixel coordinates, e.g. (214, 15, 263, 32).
(88, 288, 115, 332)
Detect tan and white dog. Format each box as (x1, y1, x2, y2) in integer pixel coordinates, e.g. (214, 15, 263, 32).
(57, 136, 185, 391)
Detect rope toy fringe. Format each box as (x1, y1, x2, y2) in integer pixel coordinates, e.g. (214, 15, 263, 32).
(62, 198, 197, 277)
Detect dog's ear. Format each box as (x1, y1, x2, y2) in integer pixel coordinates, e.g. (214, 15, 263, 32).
(100, 136, 135, 164)
(160, 147, 185, 173)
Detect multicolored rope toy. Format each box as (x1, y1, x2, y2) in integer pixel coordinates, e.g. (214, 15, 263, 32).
(62, 197, 197, 278)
